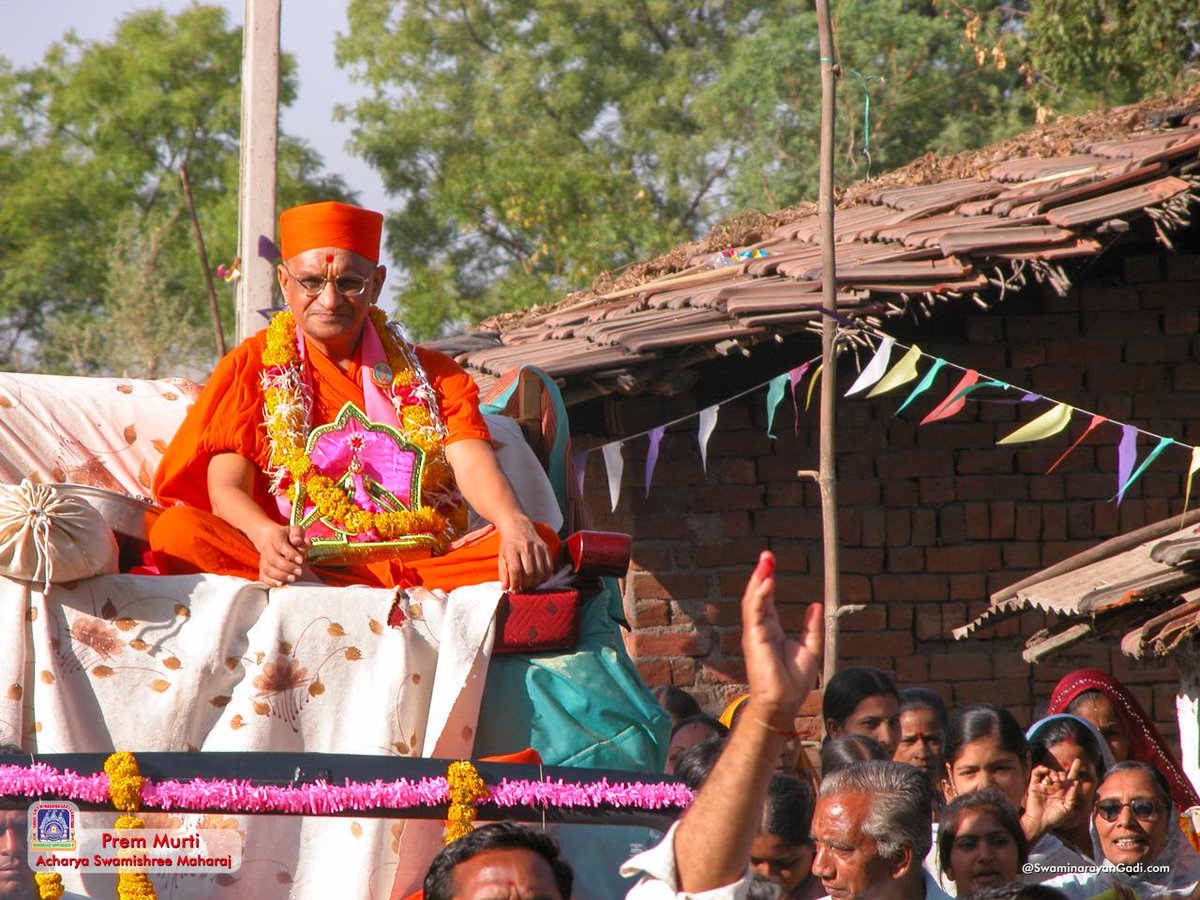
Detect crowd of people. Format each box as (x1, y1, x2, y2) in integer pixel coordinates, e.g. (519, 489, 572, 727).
(424, 551, 1200, 899)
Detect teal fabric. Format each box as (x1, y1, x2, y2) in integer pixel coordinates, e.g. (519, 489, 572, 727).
(475, 585, 670, 771)
(479, 366, 572, 534)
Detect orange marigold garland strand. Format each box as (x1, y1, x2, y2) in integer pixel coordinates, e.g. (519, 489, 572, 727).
(261, 307, 465, 544)
(104, 752, 156, 900)
(444, 760, 488, 844)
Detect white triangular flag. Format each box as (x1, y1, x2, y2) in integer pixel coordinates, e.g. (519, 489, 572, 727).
(845, 337, 894, 396)
(698, 405, 719, 472)
(602, 442, 624, 512)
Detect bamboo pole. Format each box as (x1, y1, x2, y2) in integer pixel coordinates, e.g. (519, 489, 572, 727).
(814, 0, 842, 687)
(179, 163, 227, 358)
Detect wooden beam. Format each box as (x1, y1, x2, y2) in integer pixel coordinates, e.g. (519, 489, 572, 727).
(235, 0, 281, 341)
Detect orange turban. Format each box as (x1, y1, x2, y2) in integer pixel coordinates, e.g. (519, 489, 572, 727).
(278, 201, 384, 263)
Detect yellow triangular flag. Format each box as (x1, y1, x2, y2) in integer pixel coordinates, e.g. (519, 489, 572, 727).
(867, 344, 923, 398)
(1181, 446, 1200, 528)
(806, 364, 823, 411)
(997, 403, 1073, 445)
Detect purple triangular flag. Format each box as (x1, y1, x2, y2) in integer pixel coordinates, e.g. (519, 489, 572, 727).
(1115, 424, 1138, 505)
(258, 235, 280, 260)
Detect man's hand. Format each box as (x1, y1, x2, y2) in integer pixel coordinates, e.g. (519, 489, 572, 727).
(496, 516, 554, 592)
(253, 524, 311, 588)
(673, 550, 823, 894)
(742, 550, 824, 729)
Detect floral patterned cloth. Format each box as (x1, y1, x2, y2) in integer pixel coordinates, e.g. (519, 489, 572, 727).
(0, 372, 198, 499)
(0, 574, 502, 898)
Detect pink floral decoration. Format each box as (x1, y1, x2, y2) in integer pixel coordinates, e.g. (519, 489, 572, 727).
(0, 764, 692, 816)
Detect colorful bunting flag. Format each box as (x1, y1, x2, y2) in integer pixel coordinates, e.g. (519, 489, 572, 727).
(1047, 414, 1106, 474)
(897, 358, 946, 414)
(698, 406, 719, 472)
(920, 370, 980, 425)
(868, 344, 923, 397)
(1182, 447, 1200, 527)
(1116, 435, 1174, 503)
(602, 442, 623, 512)
(766, 374, 789, 439)
(997, 403, 1073, 445)
(806, 364, 824, 411)
(572, 448, 588, 500)
(1114, 425, 1138, 506)
(789, 363, 812, 436)
(559, 331, 1195, 518)
(645, 426, 665, 497)
(845, 337, 895, 396)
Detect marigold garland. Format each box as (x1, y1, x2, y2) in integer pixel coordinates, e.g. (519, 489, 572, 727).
(104, 752, 156, 900)
(104, 752, 144, 813)
(444, 760, 488, 844)
(35, 873, 64, 899)
(261, 307, 463, 545)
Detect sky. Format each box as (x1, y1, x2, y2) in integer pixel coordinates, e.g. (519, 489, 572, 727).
(3, 0, 389, 217)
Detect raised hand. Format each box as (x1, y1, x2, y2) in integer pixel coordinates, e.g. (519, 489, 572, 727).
(1023, 758, 1083, 838)
(741, 550, 824, 730)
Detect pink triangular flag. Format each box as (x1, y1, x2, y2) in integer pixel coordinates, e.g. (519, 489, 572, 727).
(920, 370, 980, 425)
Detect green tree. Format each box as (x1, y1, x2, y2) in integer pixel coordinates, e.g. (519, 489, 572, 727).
(339, 0, 766, 337)
(340, 0, 1036, 337)
(703, 0, 1031, 210)
(0, 5, 350, 375)
(1025, 0, 1199, 110)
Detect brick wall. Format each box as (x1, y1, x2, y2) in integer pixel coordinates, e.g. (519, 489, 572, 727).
(579, 238, 1200, 744)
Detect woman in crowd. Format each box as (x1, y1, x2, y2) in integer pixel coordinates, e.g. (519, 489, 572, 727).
(941, 704, 1089, 883)
(896, 687, 948, 795)
(749, 775, 822, 900)
(665, 714, 728, 775)
(822, 665, 901, 754)
(937, 788, 1028, 896)
(820, 734, 889, 778)
(653, 685, 703, 729)
(1046, 761, 1200, 897)
(1026, 714, 1113, 860)
(1047, 668, 1200, 813)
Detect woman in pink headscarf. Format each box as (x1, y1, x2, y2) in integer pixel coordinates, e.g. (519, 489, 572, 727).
(1046, 668, 1200, 812)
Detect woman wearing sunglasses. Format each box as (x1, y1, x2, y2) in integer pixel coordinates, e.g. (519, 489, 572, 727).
(1048, 761, 1200, 897)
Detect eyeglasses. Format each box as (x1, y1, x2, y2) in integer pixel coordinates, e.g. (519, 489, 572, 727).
(1095, 798, 1160, 822)
(282, 263, 376, 299)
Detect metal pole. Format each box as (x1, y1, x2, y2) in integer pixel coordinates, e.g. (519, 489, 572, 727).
(179, 163, 227, 358)
(814, 0, 842, 687)
(235, 0, 281, 341)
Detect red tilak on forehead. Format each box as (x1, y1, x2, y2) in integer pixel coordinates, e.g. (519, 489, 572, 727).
(325, 253, 334, 263)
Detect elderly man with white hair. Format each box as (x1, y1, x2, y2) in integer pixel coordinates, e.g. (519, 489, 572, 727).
(811, 761, 951, 900)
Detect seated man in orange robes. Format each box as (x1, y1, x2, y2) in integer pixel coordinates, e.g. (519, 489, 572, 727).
(150, 200, 556, 593)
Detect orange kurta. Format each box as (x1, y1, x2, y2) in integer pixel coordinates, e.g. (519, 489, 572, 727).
(149, 329, 557, 590)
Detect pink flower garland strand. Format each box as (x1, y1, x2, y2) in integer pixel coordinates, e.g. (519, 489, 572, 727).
(0, 764, 693, 816)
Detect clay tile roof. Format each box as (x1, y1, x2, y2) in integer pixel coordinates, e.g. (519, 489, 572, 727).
(429, 90, 1200, 400)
